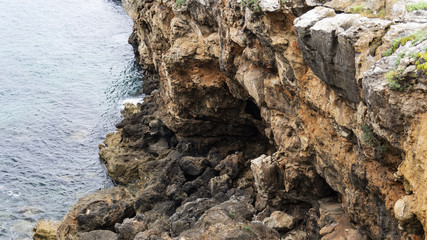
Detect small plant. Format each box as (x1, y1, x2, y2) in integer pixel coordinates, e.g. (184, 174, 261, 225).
(242, 224, 252, 232)
(281, 0, 288, 4)
(385, 70, 404, 91)
(242, 37, 246, 45)
(241, 0, 261, 12)
(376, 144, 388, 154)
(176, 0, 186, 7)
(415, 52, 427, 74)
(395, 52, 406, 68)
(382, 30, 427, 57)
(361, 125, 375, 147)
(350, 4, 365, 13)
(228, 211, 236, 218)
(406, 2, 427, 11)
(375, 9, 386, 18)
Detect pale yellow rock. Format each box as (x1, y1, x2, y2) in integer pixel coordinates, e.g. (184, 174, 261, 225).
(399, 112, 427, 234)
(32, 220, 59, 240)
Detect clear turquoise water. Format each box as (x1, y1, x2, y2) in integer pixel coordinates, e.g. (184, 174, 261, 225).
(0, 0, 141, 238)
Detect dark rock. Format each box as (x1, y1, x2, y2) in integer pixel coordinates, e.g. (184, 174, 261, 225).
(214, 152, 244, 179)
(114, 215, 147, 240)
(209, 174, 232, 196)
(179, 156, 208, 177)
(57, 186, 135, 239)
(77, 230, 118, 240)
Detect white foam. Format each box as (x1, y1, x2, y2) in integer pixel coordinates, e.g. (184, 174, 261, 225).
(119, 96, 144, 109)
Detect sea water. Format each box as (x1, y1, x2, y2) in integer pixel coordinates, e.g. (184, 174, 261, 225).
(0, 0, 141, 238)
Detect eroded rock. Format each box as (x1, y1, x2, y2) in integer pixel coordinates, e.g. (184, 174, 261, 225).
(57, 186, 135, 239)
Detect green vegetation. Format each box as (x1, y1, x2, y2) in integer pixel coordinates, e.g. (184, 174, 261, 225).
(415, 52, 427, 74)
(406, 1, 427, 11)
(228, 211, 236, 219)
(361, 125, 375, 147)
(348, 4, 385, 18)
(395, 52, 406, 68)
(242, 0, 261, 12)
(350, 4, 365, 13)
(376, 144, 388, 154)
(382, 30, 427, 57)
(281, 0, 288, 4)
(242, 225, 252, 232)
(385, 70, 404, 91)
(176, 0, 186, 7)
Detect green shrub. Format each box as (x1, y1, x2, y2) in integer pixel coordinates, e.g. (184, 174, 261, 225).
(242, 0, 261, 12)
(395, 52, 406, 68)
(361, 125, 374, 146)
(385, 70, 404, 91)
(350, 4, 365, 13)
(406, 2, 427, 11)
(382, 30, 427, 57)
(176, 0, 186, 7)
(415, 52, 427, 74)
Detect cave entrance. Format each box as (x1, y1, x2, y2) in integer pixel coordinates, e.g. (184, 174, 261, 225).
(245, 99, 262, 120)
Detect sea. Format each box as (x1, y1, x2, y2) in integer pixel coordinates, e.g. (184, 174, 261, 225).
(0, 0, 142, 238)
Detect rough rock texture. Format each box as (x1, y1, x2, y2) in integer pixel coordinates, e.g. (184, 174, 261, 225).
(33, 220, 59, 240)
(57, 186, 135, 239)
(56, 0, 427, 239)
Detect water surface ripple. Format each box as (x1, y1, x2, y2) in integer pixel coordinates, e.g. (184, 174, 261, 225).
(0, 0, 141, 238)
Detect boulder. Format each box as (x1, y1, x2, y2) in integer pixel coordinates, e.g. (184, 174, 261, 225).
(57, 186, 135, 239)
(77, 230, 118, 240)
(33, 220, 59, 240)
(262, 211, 294, 231)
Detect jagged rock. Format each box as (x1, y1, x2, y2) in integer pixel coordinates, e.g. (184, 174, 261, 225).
(169, 198, 221, 236)
(77, 230, 118, 240)
(57, 187, 135, 240)
(114, 215, 147, 240)
(179, 156, 208, 176)
(178, 198, 279, 239)
(281, 229, 307, 240)
(250, 155, 284, 198)
(209, 174, 232, 196)
(262, 211, 294, 232)
(32, 220, 59, 240)
(259, 0, 281, 12)
(214, 152, 243, 179)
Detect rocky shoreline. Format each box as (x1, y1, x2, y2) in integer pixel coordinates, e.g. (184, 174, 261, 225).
(34, 0, 427, 239)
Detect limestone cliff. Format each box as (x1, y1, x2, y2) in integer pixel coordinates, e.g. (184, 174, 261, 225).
(53, 0, 427, 239)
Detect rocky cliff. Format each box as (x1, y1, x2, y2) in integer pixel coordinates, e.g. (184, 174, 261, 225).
(46, 0, 427, 239)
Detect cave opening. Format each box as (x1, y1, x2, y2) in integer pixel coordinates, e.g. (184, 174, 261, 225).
(245, 99, 262, 120)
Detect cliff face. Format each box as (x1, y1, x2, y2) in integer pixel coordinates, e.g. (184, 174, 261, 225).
(53, 0, 427, 239)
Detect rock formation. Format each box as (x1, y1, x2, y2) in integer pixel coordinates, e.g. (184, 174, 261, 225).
(55, 0, 427, 239)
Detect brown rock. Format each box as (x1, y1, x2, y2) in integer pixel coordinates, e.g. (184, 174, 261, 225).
(33, 220, 59, 240)
(57, 186, 135, 240)
(262, 211, 295, 231)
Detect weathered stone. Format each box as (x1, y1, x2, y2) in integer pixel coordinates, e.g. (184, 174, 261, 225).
(57, 187, 135, 240)
(114, 215, 147, 240)
(214, 152, 243, 179)
(77, 230, 118, 240)
(259, 0, 280, 12)
(179, 156, 208, 176)
(281, 229, 307, 240)
(209, 174, 232, 196)
(250, 155, 284, 198)
(33, 220, 59, 240)
(262, 211, 294, 231)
